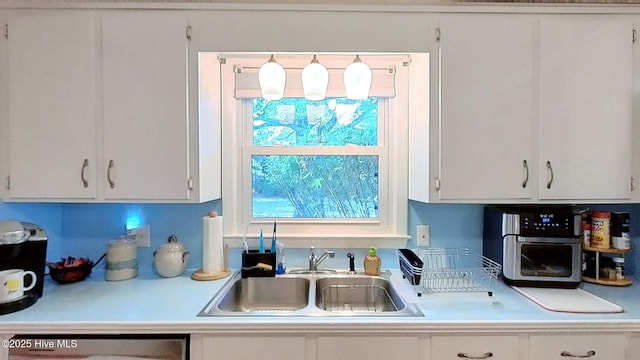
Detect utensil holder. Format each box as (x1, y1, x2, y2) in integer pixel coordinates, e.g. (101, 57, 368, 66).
(241, 250, 276, 278)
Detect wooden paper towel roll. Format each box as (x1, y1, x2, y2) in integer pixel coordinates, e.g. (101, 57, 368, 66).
(202, 212, 224, 274)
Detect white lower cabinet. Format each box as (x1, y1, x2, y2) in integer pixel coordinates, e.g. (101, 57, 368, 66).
(316, 335, 419, 360)
(194, 332, 634, 360)
(627, 333, 640, 360)
(196, 335, 419, 360)
(430, 335, 520, 360)
(528, 334, 625, 360)
(199, 335, 307, 360)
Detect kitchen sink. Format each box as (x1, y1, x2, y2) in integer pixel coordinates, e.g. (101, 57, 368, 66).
(198, 272, 423, 317)
(217, 277, 310, 312)
(315, 276, 403, 313)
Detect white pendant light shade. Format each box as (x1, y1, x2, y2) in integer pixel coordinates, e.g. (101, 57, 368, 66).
(258, 55, 286, 100)
(301, 55, 329, 101)
(344, 55, 372, 100)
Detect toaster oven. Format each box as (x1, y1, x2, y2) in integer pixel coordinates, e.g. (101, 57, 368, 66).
(483, 206, 582, 288)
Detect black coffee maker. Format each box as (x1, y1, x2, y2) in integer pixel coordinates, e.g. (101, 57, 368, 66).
(0, 221, 48, 315)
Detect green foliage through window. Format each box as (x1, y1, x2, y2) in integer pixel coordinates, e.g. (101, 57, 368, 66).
(251, 97, 380, 219)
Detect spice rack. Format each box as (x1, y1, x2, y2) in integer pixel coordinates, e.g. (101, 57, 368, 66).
(582, 245, 632, 286)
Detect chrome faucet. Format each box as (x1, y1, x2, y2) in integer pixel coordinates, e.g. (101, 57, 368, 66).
(308, 245, 334, 271)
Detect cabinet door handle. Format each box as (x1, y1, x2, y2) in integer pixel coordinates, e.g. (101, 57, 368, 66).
(522, 160, 529, 188)
(546, 160, 554, 189)
(107, 160, 115, 189)
(561, 350, 596, 358)
(81, 159, 89, 188)
(457, 352, 493, 359)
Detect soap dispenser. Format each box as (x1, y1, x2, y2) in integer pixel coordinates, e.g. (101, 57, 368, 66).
(364, 246, 381, 276)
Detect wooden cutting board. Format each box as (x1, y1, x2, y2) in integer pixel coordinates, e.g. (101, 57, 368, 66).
(512, 286, 623, 313)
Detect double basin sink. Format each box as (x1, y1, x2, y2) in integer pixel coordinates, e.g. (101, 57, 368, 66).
(198, 271, 422, 317)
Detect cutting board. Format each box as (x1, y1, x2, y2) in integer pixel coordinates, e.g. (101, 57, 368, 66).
(512, 286, 623, 313)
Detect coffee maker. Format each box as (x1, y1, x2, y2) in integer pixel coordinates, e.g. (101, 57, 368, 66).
(0, 221, 48, 315)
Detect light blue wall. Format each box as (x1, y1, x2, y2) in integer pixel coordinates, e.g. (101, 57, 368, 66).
(0, 203, 63, 261)
(407, 201, 485, 253)
(2, 201, 639, 279)
(59, 201, 221, 274)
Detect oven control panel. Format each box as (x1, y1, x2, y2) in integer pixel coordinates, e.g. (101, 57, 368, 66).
(518, 212, 582, 237)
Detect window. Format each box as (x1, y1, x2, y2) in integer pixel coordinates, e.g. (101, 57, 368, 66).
(212, 53, 423, 247)
(250, 97, 381, 219)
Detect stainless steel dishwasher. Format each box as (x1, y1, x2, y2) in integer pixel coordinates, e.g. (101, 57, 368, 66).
(5, 334, 188, 359)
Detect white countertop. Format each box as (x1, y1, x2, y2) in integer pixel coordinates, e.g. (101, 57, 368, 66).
(1, 268, 639, 335)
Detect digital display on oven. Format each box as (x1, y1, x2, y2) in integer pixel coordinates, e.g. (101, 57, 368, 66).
(521, 212, 574, 235)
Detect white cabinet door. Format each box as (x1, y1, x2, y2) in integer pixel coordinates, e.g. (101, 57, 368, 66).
(8, 15, 97, 199)
(627, 333, 640, 360)
(529, 334, 625, 360)
(201, 336, 307, 360)
(437, 16, 534, 200)
(0, 16, 9, 200)
(316, 336, 419, 360)
(431, 335, 520, 360)
(538, 19, 632, 200)
(102, 14, 190, 200)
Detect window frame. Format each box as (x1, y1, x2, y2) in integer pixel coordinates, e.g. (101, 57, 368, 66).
(219, 53, 411, 248)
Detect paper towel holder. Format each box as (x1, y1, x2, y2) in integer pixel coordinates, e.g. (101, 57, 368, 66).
(191, 211, 231, 281)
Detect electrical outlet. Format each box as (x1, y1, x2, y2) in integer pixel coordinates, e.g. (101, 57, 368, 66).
(127, 225, 150, 248)
(417, 225, 430, 247)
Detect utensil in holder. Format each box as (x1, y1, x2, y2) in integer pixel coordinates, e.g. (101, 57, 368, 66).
(241, 250, 276, 278)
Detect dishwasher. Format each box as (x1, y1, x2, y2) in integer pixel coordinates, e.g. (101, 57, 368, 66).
(4, 334, 188, 360)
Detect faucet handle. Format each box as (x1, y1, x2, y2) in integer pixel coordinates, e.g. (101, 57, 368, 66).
(347, 253, 356, 274)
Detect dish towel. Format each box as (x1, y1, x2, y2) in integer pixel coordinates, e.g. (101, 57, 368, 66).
(512, 286, 623, 313)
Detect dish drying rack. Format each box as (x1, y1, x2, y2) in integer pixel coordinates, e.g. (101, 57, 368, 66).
(398, 248, 501, 297)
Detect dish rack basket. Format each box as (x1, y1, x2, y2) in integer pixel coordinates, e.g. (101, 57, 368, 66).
(398, 248, 501, 296)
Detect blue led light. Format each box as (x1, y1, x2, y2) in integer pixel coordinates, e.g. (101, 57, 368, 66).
(125, 210, 142, 230)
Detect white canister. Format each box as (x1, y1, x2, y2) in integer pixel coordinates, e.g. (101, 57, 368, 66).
(154, 235, 190, 278)
(106, 236, 138, 281)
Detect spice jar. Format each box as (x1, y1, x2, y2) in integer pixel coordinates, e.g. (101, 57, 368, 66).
(582, 222, 591, 247)
(591, 212, 611, 249)
(613, 257, 625, 281)
(611, 212, 630, 250)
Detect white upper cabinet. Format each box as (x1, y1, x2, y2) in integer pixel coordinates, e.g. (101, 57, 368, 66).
(436, 16, 535, 200)
(411, 14, 634, 203)
(3, 11, 220, 202)
(102, 14, 191, 201)
(8, 15, 98, 199)
(538, 18, 633, 200)
(0, 15, 9, 200)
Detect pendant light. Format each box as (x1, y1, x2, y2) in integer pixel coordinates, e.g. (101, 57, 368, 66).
(301, 55, 329, 101)
(258, 54, 286, 100)
(343, 55, 372, 100)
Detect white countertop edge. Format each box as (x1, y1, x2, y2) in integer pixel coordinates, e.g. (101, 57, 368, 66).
(4, 318, 640, 335)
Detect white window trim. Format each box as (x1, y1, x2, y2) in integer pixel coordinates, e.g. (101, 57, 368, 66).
(220, 53, 411, 248)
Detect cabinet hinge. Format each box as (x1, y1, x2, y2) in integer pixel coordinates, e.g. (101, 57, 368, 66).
(3, 24, 7, 39)
(187, 177, 193, 191)
(631, 176, 635, 191)
(186, 26, 192, 41)
(5, 176, 10, 190)
(435, 27, 441, 42)
(633, 28, 637, 44)
(434, 177, 441, 191)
